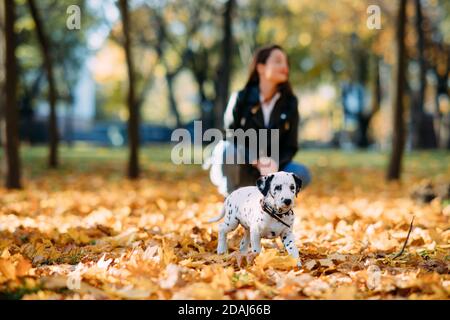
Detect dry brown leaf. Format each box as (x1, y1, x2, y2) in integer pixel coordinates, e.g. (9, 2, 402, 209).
(327, 285, 358, 300)
(254, 249, 298, 270)
(304, 260, 318, 271)
(0, 258, 16, 280)
(318, 259, 335, 268)
(15, 257, 32, 277)
(172, 283, 225, 300)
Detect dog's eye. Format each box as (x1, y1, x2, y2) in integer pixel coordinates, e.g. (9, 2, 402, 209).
(274, 185, 282, 191)
(290, 185, 295, 191)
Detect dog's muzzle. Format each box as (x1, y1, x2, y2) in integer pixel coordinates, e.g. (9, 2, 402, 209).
(260, 199, 291, 228)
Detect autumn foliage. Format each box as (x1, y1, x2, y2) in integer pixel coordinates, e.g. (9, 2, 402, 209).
(0, 148, 449, 300)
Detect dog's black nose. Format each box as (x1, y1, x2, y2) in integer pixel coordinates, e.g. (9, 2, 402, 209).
(284, 199, 292, 206)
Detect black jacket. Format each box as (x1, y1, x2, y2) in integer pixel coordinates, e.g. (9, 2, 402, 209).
(223, 84, 299, 184)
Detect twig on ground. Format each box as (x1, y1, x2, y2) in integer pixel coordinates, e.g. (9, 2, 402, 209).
(392, 216, 415, 260)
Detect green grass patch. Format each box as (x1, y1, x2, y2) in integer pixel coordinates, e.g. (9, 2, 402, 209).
(1, 145, 448, 180)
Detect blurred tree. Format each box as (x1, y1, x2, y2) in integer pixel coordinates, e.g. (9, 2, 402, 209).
(405, 0, 449, 149)
(387, 0, 407, 181)
(1, 0, 22, 189)
(107, 1, 187, 127)
(249, 0, 394, 147)
(80, 0, 449, 149)
(122, 0, 238, 130)
(107, 3, 160, 124)
(236, 0, 264, 57)
(0, 1, 3, 120)
(118, 0, 140, 179)
(135, 2, 199, 128)
(411, 0, 426, 148)
(27, 0, 58, 168)
(14, 0, 95, 145)
(341, 34, 381, 149)
(408, 0, 438, 149)
(427, 30, 449, 149)
(182, 0, 224, 131)
(214, 0, 235, 131)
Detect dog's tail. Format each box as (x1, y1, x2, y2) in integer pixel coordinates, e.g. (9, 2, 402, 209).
(207, 206, 226, 224)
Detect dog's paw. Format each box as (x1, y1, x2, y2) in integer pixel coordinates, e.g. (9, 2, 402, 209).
(232, 252, 259, 268)
(245, 252, 259, 265)
(217, 244, 227, 255)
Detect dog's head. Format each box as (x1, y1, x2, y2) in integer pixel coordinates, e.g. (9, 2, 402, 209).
(256, 172, 303, 213)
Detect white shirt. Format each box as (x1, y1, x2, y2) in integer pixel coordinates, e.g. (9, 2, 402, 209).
(260, 92, 281, 127)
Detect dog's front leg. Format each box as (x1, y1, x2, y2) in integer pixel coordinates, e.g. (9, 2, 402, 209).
(250, 228, 262, 254)
(281, 231, 302, 267)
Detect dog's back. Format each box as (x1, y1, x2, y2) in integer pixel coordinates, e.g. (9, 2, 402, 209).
(225, 186, 261, 209)
(208, 186, 261, 224)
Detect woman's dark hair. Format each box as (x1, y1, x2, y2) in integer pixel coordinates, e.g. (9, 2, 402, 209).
(245, 44, 294, 97)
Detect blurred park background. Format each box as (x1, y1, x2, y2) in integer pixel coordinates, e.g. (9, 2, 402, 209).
(0, 0, 449, 187)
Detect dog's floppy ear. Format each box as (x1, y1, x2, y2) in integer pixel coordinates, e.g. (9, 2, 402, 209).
(292, 173, 303, 196)
(256, 174, 275, 196)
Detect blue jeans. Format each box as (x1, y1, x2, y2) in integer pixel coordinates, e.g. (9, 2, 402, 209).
(282, 162, 312, 189)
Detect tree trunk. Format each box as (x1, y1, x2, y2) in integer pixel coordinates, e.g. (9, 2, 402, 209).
(347, 34, 373, 149)
(1, 0, 22, 189)
(27, 0, 58, 168)
(433, 61, 448, 148)
(371, 56, 382, 116)
(20, 68, 43, 143)
(165, 72, 182, 128)
(0, 0, 4, 129)
(415, 0, 426, 117)
(356, 55, 382, 148)
(65, 91, 74, 147)
(198, 80, 214, 132)
(119, 0, 140, 179)
(195, 72, 214, 133)
(434, 83, 442, 146)
(356, 114, 371, 148)
(189, 48, 214, 131)
(387, 0, 408, 181)
(214, 0, 235, 131)
(410, 0, 430, 149)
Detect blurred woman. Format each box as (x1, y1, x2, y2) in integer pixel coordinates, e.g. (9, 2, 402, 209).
(208, 45, 312, 196)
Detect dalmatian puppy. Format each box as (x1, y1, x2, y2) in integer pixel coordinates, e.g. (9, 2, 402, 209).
(208, 172, 303, 267)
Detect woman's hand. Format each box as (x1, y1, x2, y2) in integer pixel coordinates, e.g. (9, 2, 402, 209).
(252, 157, 279, 175)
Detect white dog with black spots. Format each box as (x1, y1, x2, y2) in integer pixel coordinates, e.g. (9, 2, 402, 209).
(208, 171, 303, 267)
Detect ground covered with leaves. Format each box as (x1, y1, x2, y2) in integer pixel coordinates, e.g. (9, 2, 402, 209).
(0, 147, 449, 300)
